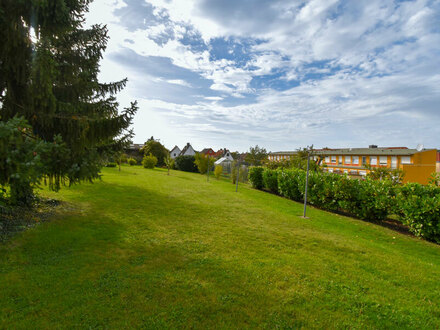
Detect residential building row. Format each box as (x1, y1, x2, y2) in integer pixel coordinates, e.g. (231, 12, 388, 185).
(268, 145, 439, 184)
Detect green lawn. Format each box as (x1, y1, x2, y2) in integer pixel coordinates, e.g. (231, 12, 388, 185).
(1, 166, 440, 328)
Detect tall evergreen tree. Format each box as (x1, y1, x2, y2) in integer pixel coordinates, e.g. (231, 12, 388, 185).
(0, 0, 137, 198)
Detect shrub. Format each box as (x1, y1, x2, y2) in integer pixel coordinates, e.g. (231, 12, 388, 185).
(429, 172, 440, 186)
(142, 153, 157, 169)
(105, 162, 117, 168)
(128, 158, 137, 166)
(175, 155, 197, 172)
(248, 167, 264, 189)
(214, 165, 223, 179)
(262, 168, 279, 194)
(394, 183, 440, 242)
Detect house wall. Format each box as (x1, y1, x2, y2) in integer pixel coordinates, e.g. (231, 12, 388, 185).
(170, 148, 181, 159)
(321, 149, 437, 184)
(401, 149, 437, 184)
(182, 146, 196, 156)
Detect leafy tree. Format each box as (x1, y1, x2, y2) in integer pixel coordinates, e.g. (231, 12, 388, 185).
(128, 158, 137, 166)
(245, 145, 268, 166)
(142, 153, 157, 169)
(141, 138, 168, 167)
(0, 0, 137, 202)
(194, 153, 215, 174)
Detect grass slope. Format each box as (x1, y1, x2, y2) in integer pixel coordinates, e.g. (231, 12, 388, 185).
(1, 167, 440, 328)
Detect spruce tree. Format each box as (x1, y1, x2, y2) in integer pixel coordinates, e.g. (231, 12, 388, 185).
(0, 0, 137, 199)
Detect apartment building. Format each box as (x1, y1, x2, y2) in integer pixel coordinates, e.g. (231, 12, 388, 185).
(316, 146, 438, 184)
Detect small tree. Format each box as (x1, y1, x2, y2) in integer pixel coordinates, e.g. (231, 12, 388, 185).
(142, 153, 158, 169)
(194, 153, 215, 174)
(365, 164, 404, 184)
(164, 155, 174, 175)
(128, 158, 137, 166)
(245, 145, 268, 166)
(141, 138, 168, 167)
(214, 165, 223, 179)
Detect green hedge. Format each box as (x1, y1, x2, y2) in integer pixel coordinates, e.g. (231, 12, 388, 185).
(248, 167, 440, 242)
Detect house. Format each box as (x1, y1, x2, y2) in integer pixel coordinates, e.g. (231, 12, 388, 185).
(200, 148, 216, 157)
(169, 145, 181, 159)
(316, 145, 438, 184)
(179, 143, 196, 156)
(214, 148, 234, 160)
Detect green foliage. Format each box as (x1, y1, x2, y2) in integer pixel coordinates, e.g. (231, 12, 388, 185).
(214, 165, 223, 179)
(194, 153, 215, 174)
(248, 167, 264, 189)
(429, 172, 440, 186)
(0, 0, 137, 200)
(142, 153, 158, 169)
(164, 155, 174, 175)
(239, 166, 249, 183)
(245, 145, 268, 166)
(128, 158, 137, 166)
(0, 117, 45, 205)
(175, 155, 197, 172)
(262, 168, 279, 194)
(141, 138, 168, 166)
(365, 165, 405, 184)
(394, 183, 440, 242)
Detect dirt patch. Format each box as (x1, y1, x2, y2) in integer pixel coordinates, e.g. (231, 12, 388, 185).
(0, 198, 65, 242)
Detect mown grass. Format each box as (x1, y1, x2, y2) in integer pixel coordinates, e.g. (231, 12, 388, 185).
(1, 166, 440, 328)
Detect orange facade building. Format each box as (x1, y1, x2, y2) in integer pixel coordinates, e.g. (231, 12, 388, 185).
(268, 146, 438, 184)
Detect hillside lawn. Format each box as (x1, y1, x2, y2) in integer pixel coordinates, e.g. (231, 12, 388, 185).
(1, 166, 440, 328)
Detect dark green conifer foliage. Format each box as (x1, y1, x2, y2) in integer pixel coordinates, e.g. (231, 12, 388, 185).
(0, 0, 137, 196)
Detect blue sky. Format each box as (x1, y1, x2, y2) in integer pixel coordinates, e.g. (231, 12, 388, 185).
(86, 0, 440, 152)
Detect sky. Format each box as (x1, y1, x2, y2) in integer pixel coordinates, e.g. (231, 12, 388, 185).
(85, 0, 440, 152)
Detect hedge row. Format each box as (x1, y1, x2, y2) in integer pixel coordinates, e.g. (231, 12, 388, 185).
(248, 167, 440, 243)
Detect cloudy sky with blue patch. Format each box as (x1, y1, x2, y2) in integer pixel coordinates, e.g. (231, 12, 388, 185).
(86, 0, 440, 152)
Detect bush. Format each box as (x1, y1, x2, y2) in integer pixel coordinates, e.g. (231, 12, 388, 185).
(248, 167, 264, 189)
(105, 162, 117, 168)
(214, 165, 223, 179)
(175, 155, 197, 172)
(395, 183, 440, 242)
(128, 158, 137, 166)
(142, 153, 157, 169)
(262, 168, 279, 194)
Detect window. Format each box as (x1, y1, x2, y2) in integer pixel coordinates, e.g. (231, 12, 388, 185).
(328, 168, 333, 173)
(362, 156, 367, 165)
(401, 156, 411, 164)
(173, 153, 176, 156)
(379, 156, 388, 165)
(338, 156, 343, 165)
(325, 156, 330, 163)
(345, 156, 351, 164)
(343, 170, 348, 174)
(331, 156, 336, 163)
(370, 156, 377, 165)
(352, 156, 359, 165)
(359, 171, 367, 176)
